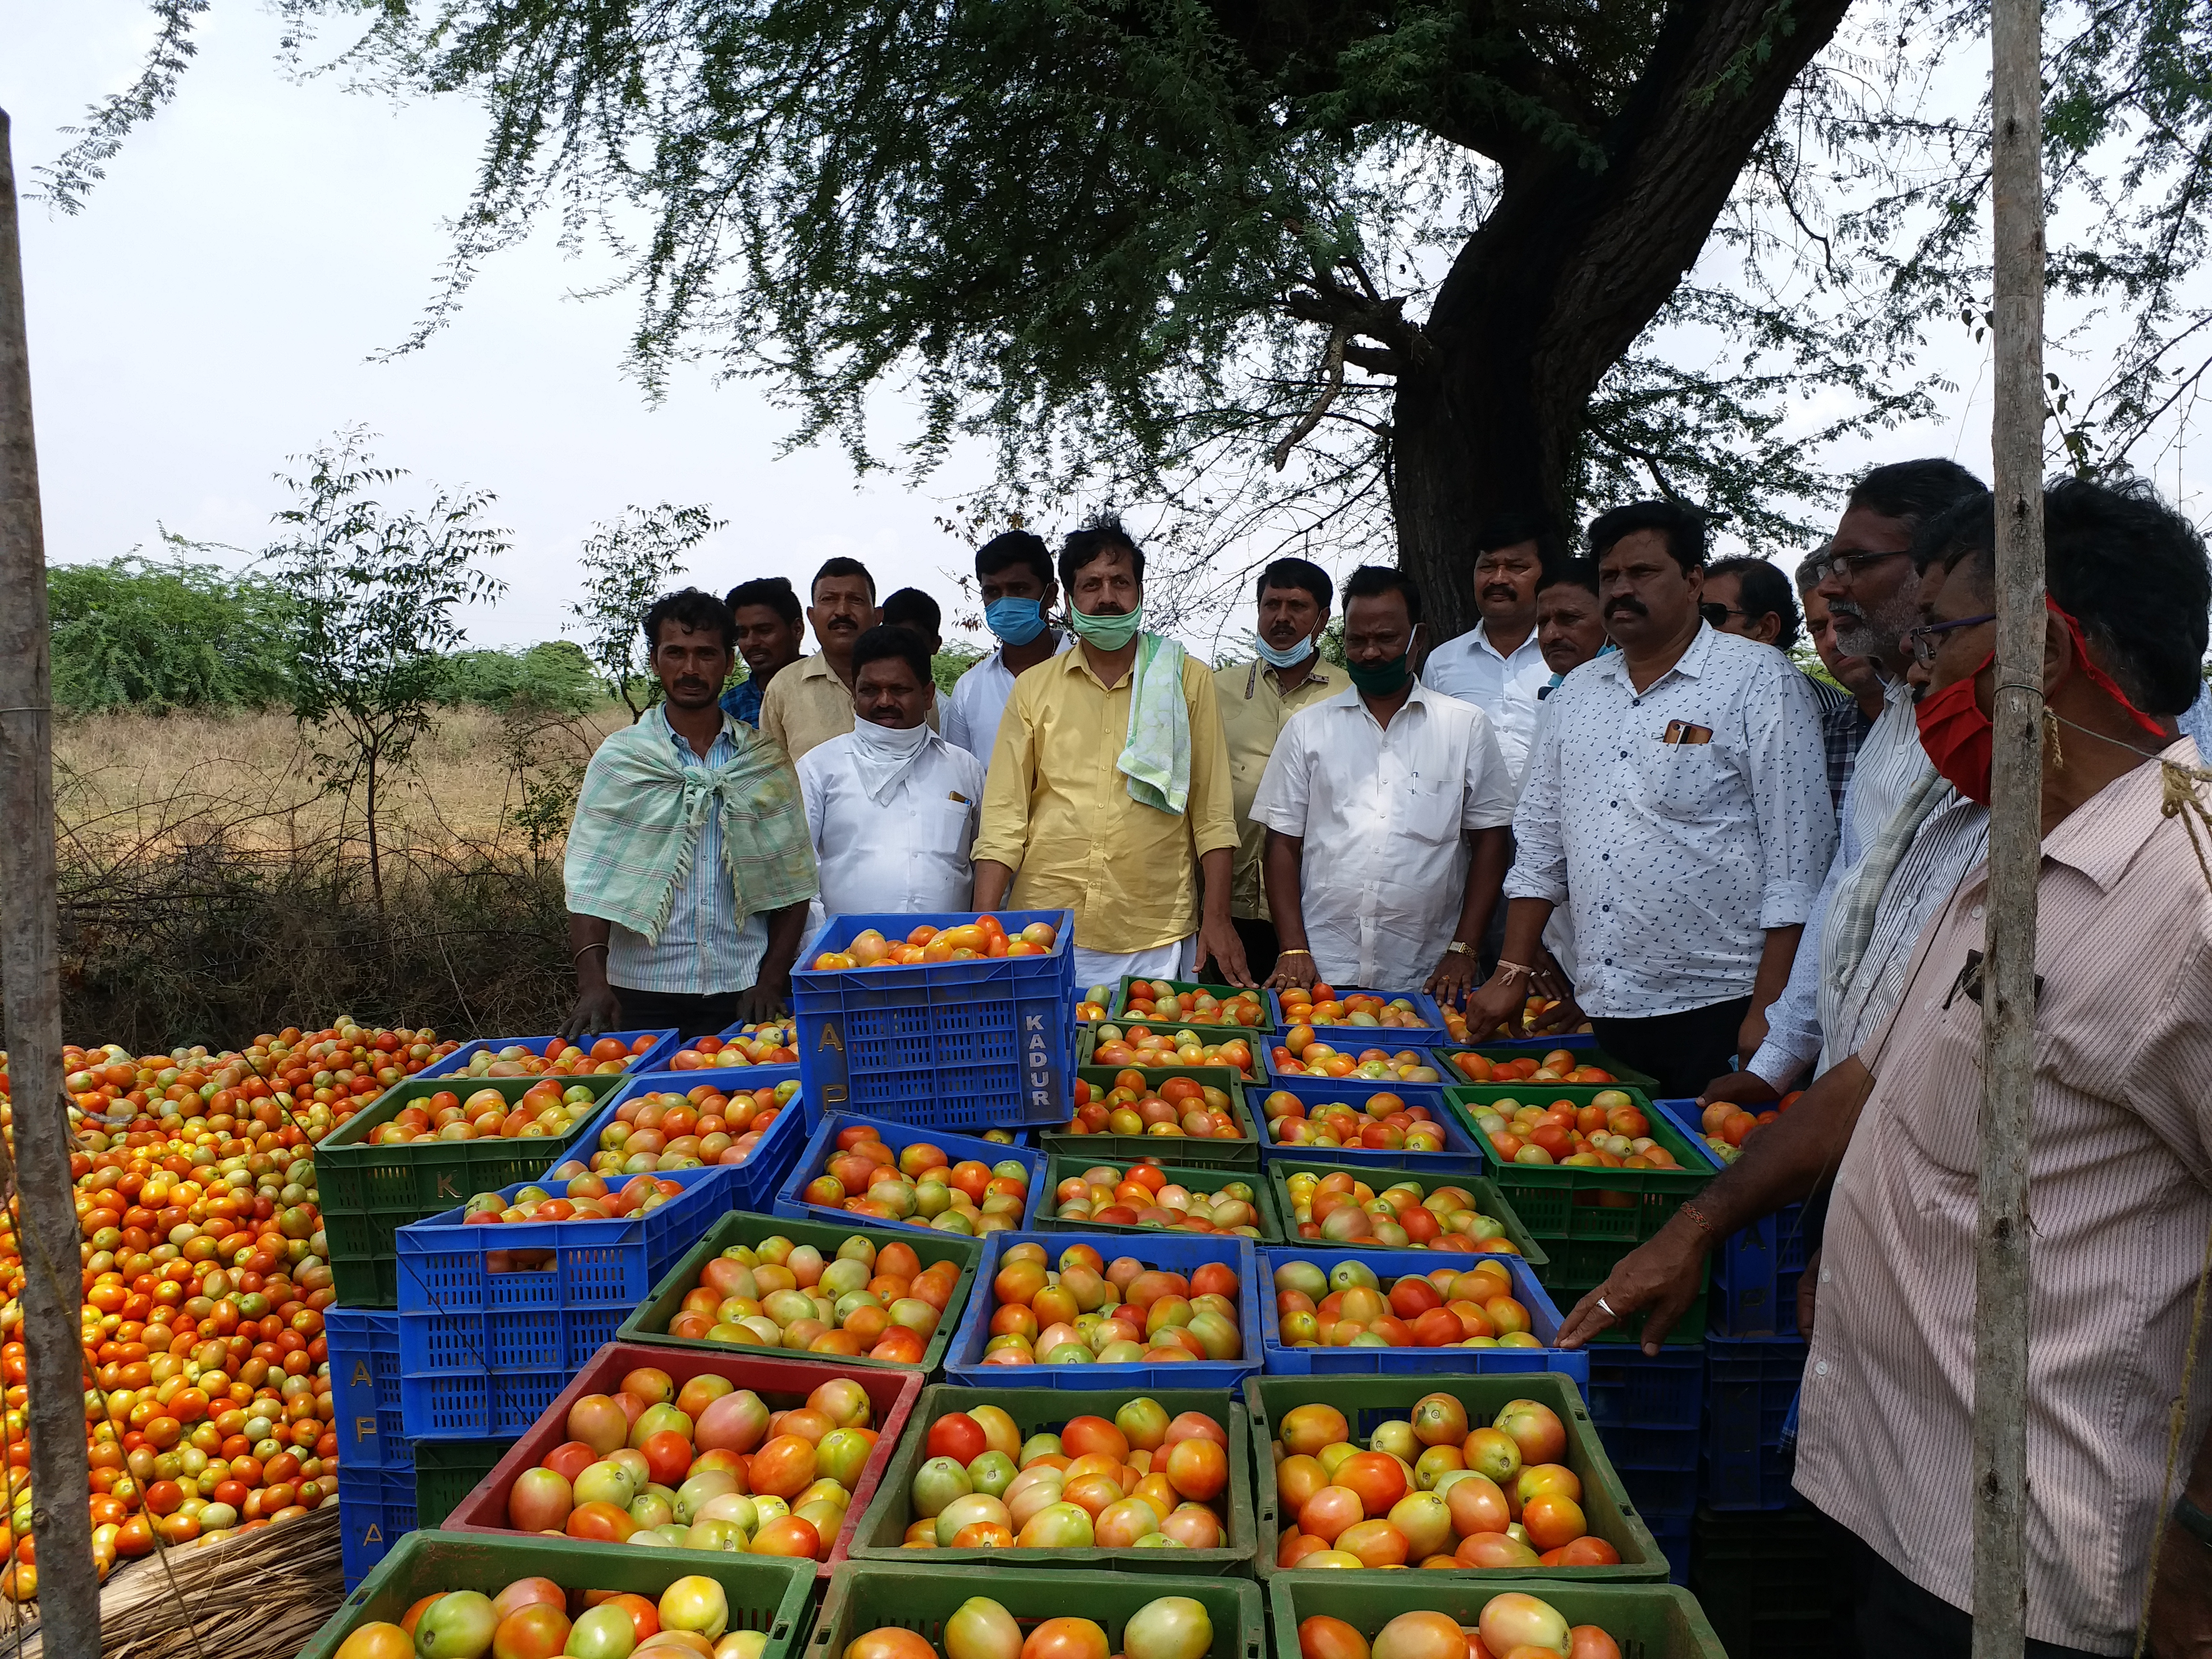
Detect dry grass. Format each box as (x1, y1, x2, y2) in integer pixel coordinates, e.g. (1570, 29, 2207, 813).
(54, 704, 630, 850)
(30, 705, 636, 1051)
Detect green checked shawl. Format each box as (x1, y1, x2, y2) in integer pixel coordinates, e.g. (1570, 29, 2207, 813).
(564, 709, 818, 944)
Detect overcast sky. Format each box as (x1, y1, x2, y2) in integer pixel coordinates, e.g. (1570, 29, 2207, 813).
(8, 2, 2194, 659)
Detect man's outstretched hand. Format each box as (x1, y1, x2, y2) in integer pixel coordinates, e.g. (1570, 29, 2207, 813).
(1554, 1218, 1711, 1355)
(561, 985, 624, 1042)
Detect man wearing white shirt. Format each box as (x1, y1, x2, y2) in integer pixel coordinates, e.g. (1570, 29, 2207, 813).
(942, 531, 1070, 763)
(1419, 512, 1561, 786)
(796, 626, 986, 916)
(1254, 566, 1515, 1002)
(1465, 500, 1837, 1098)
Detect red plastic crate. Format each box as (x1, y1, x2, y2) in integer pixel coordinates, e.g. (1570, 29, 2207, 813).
(439, 1339, 921, 1581)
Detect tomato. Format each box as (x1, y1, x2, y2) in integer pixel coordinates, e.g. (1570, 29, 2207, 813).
(752, 1515, 824, 1559)
(1492, 1400, 1566, 1466)
(1298, 1615, 1370, 1659)
(1020, 1618, 1110, 1659)
(927, 1413, 989, 1466)
(506, 1468, 573, 1533)
(603, 1593, 662, 1644)
(1334, 1452, 1406, 1517)
(1279, 1404, 1348, 1457)
(843, 1631, 938, 1659)
(1123, 1596, 1212, 1659)
(1297, 1486, 1365, 1544)
(334, 1624, 415, 1659)
(1520, 1491, 1587, 1551)
(1478, 1594, 1570, 1658)
(489, 1603, 570, 1659)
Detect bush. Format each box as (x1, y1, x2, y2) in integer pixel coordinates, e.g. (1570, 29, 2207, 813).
(48, 553, 296, 713)
(436, 642, 601, 713)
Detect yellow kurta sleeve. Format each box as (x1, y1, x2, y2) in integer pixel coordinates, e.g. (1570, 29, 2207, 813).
(972, 673, 1039, 869)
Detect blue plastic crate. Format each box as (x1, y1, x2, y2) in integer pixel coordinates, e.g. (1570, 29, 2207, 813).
(1263, 987, 1451, 1058)
(1652, 1099, 1811, 1336)
(420, 1029, 680, 1080)
(1703, 1335, 1806, 1510)
(399, 1364, 573, 1441)
(338, 1466, 417, 1589)
(1255, 1243, 1587, 1389)
(771, 1110, 1047, 1236)
(326, 1307, 408, 1472)
(1649, 1514, 1692, 1586)
(790, 909, 1076, 1126)
(396, 1165, 735, 1437)
(551, 1069, 805, 1209)
(1248, 1077, 1487, 1172)
(943, 1229, 1264, 1390)
(1586, 1345, 1706, 1429)
(1620, 1462, 1700, 1520)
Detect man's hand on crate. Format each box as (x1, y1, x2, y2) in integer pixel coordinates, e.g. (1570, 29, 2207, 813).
(561, 982, 625, 1041)
(1555, 1211, 1712, 1357)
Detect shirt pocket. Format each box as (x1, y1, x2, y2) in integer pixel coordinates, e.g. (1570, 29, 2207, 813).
(920, 799, 974, 856)
(1639, 740, 1728, 818)
(1400, 776, 1464, 845)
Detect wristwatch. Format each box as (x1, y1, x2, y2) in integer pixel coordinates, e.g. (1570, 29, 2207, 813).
(2174, 1494, 2212, 1550)
(1446, 942, 1475, 957)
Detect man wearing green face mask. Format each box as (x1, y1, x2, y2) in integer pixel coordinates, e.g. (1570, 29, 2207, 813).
(973, 516, 1252, 989)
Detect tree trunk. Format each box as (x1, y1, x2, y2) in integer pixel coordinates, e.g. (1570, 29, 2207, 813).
(1387, 0, 1856, 642)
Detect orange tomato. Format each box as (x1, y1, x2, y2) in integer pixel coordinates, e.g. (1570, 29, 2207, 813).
(1020, 1618, 1111, 1659)
(1334, 1451, 1407, 1516)
(1298, 1615, 1371, 1659)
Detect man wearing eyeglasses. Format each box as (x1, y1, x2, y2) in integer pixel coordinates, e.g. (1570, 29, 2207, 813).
(1700, 459, 1990, 1108)
(1559, 475, 2212, 1659)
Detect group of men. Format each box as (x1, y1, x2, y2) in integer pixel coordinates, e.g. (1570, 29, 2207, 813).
(557, 462, 2212, 1659)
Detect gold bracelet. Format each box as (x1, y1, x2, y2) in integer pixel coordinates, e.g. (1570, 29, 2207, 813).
(1277, 948, 1313, 959)
(572, 941, 610, 963)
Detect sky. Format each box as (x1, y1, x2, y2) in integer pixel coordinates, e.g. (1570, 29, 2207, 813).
(5, 2, 2201, 658)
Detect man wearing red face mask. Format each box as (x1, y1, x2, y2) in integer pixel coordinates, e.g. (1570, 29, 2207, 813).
(1557, 475, 2212, 1658)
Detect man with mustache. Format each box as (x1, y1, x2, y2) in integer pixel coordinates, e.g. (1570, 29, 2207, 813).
(796, 625, 984, 915)
(973, 516, 1250, 989)
(1423, 512, 1562, 790)
(562, 588, 818, 1039)
(763, 556, 926, 761)
(1705, 458, 1988, 1106)
(1560, 477, 2212, 1659)
(1462, 500, 1836, 1096)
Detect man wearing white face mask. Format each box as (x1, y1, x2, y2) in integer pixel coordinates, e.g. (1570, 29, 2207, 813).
(1210, 558, 1337, 982)
(796, 625, 986, 916)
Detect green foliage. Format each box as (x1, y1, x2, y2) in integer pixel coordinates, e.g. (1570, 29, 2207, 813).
(263, 427, 509, 909)
(930, 649, 983, 694)
(436, 641, 601, 714)
(565, 502, 726, 720)
(48, 545, 295, 713)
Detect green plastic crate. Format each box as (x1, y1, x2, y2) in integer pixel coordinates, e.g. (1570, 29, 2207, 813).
(411, 1437, 516, 1530)
(615, 1208, 982, 1372)
(1039, 1154, 1286, 1241)
(1443, 1085, 1712, 1248)
(1266, 1157, 1551, 1272)
(807, 1562, 1263, 1659)
(1268, 1576, 1726, 1658)
(1107, 976, 1279, 1032)
(846, 1383, 1258, 1575)
(1041, 1065, 1262, 1169)
(1077, 1026, 1269, 1082)
(298, 1529, 817, 1659)
(1242, 1371, 1666, 1582)
(319, 1072, 628, 1308)
(1430, 1044, 1665, 1093)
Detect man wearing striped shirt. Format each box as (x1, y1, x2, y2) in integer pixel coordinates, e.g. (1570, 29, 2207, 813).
(1702, 457, 1989, 1103)
(1562, 476, 2212, 1657)
(564, 589, 819, 1040)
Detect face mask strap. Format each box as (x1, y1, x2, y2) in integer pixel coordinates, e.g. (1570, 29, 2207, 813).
(2046, 596, 2170, 740)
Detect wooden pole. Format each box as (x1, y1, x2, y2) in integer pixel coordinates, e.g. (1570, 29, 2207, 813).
(0, 108, 103, 1649)
(1973, 0, 2044, 1648)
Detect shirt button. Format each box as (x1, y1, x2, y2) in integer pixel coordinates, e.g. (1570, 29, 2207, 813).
(1602, 905, 1611, 913)
(1602, 853, 1610, 862)
(1814, 1360, 1829, 1377)
(1970, 904, 1985, 920)
(1604, 959, 1613, 967)
(1819, 1267, 1831, 1285)
(1619, 750, 1628, 758)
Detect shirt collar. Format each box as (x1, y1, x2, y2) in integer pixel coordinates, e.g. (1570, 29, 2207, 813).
(1243, 659, 1334, 699)
(1596, 620, 1718, 688)
(2041, 739, 2200, 894)
(1474, 621, 1543, 663)
(1326, 678, 1436, 715)
(795, 653, 842, 685)
(651, 703, 741, 757)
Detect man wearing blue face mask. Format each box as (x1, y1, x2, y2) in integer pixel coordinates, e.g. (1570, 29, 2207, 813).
(943, 530, 1071, 763)
(1210, 558, 1337, 981)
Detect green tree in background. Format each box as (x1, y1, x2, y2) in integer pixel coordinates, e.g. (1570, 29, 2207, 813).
(436, 641, 601, 714)
(565, 502, 726, 720)
(263, 428, 509, 914)
(48, 542, 295, 713)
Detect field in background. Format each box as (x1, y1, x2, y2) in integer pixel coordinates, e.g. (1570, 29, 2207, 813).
(40, 705, 624, 1054)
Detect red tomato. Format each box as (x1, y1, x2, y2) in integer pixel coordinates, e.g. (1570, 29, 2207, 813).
(925, 1412, 988, 1466)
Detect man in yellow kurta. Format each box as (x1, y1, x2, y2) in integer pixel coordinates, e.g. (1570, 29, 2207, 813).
(974, 517, 1251, 991)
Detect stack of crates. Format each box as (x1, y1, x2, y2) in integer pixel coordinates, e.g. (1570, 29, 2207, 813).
(325, 1027, 670, 1586)
(788, 909, 1076, 1130)
(1584, 1346, 1705, 1582)
(1704, 1334, 1808, 1509)
(1690, 1506, 1852, 1658)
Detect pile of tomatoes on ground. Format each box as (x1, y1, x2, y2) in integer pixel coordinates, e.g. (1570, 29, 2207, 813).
(0, 1019, 455, 1599)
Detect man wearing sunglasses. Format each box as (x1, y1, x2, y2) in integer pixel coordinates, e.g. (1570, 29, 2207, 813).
(1562, 475, 2212, 1658)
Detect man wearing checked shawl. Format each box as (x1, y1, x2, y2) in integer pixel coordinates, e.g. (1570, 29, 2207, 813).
(563, 588, 820, 1039)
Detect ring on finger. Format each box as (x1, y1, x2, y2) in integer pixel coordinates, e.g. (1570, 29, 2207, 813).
(1597, 1297, 1615, 1317)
